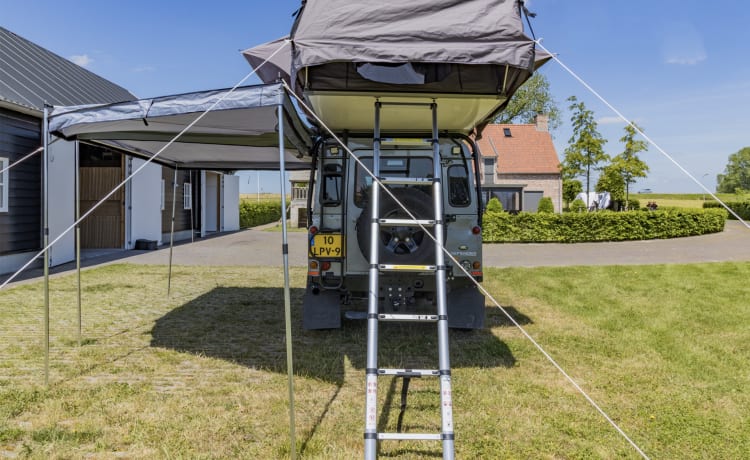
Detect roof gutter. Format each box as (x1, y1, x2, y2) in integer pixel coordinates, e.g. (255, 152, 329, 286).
(0, 98, 42, 118)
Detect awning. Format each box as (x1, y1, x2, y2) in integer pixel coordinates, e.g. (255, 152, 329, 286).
(49, 82, 314, 170)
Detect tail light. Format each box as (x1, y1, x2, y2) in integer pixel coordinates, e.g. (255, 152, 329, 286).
(471, 226, 481, 235)
(309, 226, 318, 235)
(321, 261, 331, 271)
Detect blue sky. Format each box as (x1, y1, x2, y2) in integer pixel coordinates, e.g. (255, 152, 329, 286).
(4, 0, 748, 193)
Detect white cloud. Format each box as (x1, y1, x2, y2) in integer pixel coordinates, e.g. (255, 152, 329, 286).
(132, 65, 156, 73)
(597, 116, 625, 125)
(666, 54, 707, 66)
(69, 54, 93, 67)
(661, 21, 707, 66)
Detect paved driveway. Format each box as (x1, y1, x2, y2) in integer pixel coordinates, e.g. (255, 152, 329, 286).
(106, 220, 750, 268)
(4, 221, 750, 286)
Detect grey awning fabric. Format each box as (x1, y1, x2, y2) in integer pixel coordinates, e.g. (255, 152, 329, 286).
(49, 83, 314, 170)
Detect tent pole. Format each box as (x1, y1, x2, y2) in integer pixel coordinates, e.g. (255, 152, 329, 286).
(42, 107, 50, 386)
(190, 171, 195, 243)
(167, 167, 178, 296)
(278, 103, 297, 459)
(75, 142, 82, 346)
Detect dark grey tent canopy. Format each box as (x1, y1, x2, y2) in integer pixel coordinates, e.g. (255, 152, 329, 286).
(49, 82, 314, 170)
(243, 0, 549, 134)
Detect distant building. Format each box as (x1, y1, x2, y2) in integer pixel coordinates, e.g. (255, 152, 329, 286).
(475, 116, 562, 213)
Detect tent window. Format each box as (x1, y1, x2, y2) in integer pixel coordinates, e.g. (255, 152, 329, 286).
(183, 183, 192, 210)
(0, 157, 8, 212)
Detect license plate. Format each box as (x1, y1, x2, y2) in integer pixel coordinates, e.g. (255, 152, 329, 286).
(309, 234, 344, 258)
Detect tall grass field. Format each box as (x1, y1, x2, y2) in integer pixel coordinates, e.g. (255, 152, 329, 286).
(1, 263, 749, 458)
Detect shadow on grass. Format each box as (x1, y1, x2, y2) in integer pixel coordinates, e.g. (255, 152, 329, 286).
(150, 287, 523, 453)
(150, 287, 521, 385)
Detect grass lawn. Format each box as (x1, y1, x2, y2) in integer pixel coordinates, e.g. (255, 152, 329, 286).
(1, 263, 749, 458)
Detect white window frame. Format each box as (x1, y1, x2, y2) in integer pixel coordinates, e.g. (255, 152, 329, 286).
(0, 157, 8, 213)
(183, 182, 192, 210)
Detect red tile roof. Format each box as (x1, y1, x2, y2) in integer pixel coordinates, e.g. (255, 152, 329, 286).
(476, 124, 560, 174)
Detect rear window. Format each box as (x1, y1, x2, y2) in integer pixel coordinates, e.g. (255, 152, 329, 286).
(354, 156, 432, 207)
(447, 165, 470, 207)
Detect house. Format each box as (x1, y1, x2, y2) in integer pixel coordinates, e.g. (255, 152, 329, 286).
(0, 27, 238, 275)
(475, 116, 562, 213)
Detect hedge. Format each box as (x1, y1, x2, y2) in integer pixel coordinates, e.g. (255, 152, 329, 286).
(703, 200, 750, 220)
(239, 200, 284, 228)
(482, 208, 727, 243)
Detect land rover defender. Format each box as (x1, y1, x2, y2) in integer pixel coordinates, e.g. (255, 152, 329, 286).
(302, 134, 485, 329)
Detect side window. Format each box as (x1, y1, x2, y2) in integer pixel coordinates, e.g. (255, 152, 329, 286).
(0, 157, 8, 212)
(321, 163, 343, 206)
(183, 182, 192, 210)
(448, 165, 470, 207)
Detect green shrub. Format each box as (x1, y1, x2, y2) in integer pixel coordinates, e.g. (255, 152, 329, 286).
(703, 200, 750, 220)
(239, 200, 284, 228)
(625, 198, 640, 211)
(570, 198, 586, 213)
(482, 208, 727, 243)
(537, 197, 554, 213)
(485, 197, 503, 212)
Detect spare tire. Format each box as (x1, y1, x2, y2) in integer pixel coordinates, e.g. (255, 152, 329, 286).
(357, 188, 437, 265)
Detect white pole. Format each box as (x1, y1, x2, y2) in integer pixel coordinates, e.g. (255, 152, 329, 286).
(75, 142, 82, 346)
(42, 107, 50, 386)
(257, 170, 260, 203)
(278, 103, 296, 459)
(167, 168, 178, 296)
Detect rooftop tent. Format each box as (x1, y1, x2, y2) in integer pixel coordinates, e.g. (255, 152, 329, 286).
(243, 0, 549, 134)
(49, 82, 314, 170)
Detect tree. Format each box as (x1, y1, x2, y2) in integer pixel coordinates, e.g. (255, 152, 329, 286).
(494, 73, 562, 131)
(562, 96, 608, 197)
(562, 178, 582, 208)
(613, 122, 649, 208)
(717, 147, 750, 193)
(596, 163, 625, 204)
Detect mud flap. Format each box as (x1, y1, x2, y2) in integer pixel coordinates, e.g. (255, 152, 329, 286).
(302, 285, 342, 330)
(447, 285, 485, 329)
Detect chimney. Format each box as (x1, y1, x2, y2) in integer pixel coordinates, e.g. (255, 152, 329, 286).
(535, 114, 549, 132)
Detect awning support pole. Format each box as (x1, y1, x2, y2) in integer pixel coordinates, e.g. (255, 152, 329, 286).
(42, 107, 50, 386)
(278, 103, 297, 459)
(167, 167, 178, 296)
(75, 142, 82, 346)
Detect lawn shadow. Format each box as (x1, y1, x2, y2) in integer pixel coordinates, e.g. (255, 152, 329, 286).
(150, 287, 521, 454)
(151, 287, 519, 384)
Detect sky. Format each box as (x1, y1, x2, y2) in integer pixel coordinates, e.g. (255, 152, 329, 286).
(4, 0, 749, 194)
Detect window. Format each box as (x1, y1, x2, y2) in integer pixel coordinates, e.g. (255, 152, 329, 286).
(183, 182, 192, 210)
(447, 165, 470, 207)
(321, 163, 343, 206)
(160, 179, 166, 211)
(353, 156, 433, 207)
(0, 157, 8, 212)
(503, 127, 512, 137)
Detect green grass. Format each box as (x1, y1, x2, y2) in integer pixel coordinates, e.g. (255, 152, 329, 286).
(631, 193, 738, 209)
(1, 263, 749, 458)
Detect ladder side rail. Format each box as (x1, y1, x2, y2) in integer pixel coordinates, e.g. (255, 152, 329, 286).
(364, 101, 383, 460)
(431, 102, 455, 460)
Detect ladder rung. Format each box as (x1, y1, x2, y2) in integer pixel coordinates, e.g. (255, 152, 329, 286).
(380, 177, 434, 185)
(379, 218, 435, 226)
(378, 433, 442, 441)
(378, 313, 438, 322)
(378, 368, 439, 377)
(379, 264, 436, 272)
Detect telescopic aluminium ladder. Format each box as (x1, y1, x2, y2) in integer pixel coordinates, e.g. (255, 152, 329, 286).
(364, 100, 455, 460)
